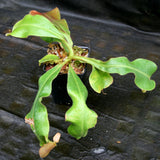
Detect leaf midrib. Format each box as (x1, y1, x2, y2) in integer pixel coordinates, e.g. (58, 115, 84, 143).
(73, 56, 150, 79)
(13, 24, 62, 39)
(33, 63, 63, 109)
(102, 64, 149, 78)
(70, 67, 87, 136)
(70, 67, 86, 103)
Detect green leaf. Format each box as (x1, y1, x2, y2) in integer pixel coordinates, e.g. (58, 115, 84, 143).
(40, 37, 59, 43)
(74, 56, 157, 91)
(54, 19, 70, 35)
(66, 66, 98, 139)
(25, 63, 63, 146)
(89, 66, 113, 93)
(30, 8, 71, 45)
(40, 8, 70, 34)
(6, 14, 62, 40)
(50, 19, 73, 54)
(6, 10, 74, 55)
(39, 54, 60, 66)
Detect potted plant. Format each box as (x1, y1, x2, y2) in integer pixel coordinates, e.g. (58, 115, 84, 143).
(6, 7, 157, 158)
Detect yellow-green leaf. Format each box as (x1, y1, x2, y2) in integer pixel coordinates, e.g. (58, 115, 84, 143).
(74, 56, 157, 91)
(39, 54, 60, 66)
(89, 66, 113, 93)
(6, 14, 62, 39)
(66, 66, 98, 139)
(25, 63, 63, 145)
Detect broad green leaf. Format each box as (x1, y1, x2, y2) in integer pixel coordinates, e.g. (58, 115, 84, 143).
(89, 66, 113, 93)
(74, 56, 157, 91)
(39, 54, 60, 66)
(6, 14, 62, 40)
(25, 63, 63, 145)
(6, 10, 74, 55)
(66, 66, 98, 139)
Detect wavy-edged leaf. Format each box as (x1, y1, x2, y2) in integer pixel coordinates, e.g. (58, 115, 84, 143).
(25, 63, 63, 146)
(75, 56, 157, 91)
(6, 14, 62, 40)
(89, 66, 113, 93)
(39, 54, 60, 66)
(6, 9, 73, 55)
(66, 66, 98, 139)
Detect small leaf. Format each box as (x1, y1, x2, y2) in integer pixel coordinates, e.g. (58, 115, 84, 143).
(66, 66, 98, 139)
(25, 63, 63, 145)
(39, 54, 60, 66)
(89, 66, 113, 93)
